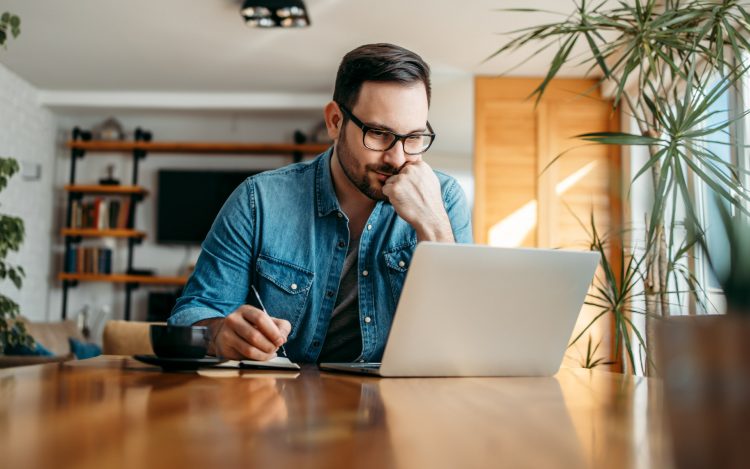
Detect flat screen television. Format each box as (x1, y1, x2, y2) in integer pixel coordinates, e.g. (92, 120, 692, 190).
(157, 169, 267, 244)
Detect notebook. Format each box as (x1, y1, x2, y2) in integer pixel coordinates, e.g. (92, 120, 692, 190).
(214, 356, 300, 371)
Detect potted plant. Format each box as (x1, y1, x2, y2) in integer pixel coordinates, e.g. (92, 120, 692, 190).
(0, 157, 35, 355)
(490, 0, 750, 372)
(566, 212, 650, 374)
(0, 12, 37, 357)
(658, 205, 750, 469)
(0, 11, 20, 47)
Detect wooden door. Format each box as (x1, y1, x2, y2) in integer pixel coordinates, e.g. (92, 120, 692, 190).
(474, 77, 622, 369)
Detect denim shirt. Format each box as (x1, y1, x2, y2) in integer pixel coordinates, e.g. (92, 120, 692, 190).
(168, 148, 473, 363)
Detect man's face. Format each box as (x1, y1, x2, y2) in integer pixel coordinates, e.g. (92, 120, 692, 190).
(335, 81, 430, 201)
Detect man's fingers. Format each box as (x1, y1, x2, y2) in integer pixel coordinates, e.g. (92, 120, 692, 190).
(240, 306, 285, 347)
(225, 328, 278, 361)
(271, 318, 292, 339)
(214, 329, 244, 360)
(226, 310, 277, 353)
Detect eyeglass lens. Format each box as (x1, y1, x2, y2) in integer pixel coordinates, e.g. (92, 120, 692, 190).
(363, 129, 432, 154)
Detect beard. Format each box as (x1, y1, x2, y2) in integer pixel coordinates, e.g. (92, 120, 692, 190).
(336, 128, 399, 201)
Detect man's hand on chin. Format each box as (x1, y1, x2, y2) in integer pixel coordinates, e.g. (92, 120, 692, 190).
(381, 159, 455, 243)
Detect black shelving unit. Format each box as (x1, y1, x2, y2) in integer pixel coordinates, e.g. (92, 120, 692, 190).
(61, 127, 152, 320)
(59, 129, 329, 321)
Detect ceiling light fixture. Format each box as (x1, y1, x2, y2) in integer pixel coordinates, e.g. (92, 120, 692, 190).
(241, 0, 311, 28)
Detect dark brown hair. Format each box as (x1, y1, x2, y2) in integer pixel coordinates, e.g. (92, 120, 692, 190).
(333, 43, 431, 112)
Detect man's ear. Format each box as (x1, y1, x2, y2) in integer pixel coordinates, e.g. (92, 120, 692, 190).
(324, 101, 343, 140)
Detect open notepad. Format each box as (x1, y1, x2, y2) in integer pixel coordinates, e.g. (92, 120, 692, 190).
(214, 356, 301, 371)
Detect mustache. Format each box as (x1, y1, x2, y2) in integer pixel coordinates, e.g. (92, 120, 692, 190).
(370, 164, 400, 176)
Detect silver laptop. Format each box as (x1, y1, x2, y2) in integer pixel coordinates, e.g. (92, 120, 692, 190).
(319, 243, 599, 377)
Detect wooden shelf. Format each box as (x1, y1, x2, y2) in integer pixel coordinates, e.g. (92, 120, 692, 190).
(59, 273, 188, 285)
(62, 228, 146, 238)
(66, 140, 331, 155)
(65, 185, 149, 195)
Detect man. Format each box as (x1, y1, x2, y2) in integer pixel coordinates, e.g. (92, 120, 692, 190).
(168, 43, 472, 363)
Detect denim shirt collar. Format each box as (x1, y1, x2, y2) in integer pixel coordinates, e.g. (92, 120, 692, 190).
(315, 146, 342, 217)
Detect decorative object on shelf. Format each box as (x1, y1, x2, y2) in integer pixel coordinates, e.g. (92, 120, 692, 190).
(240, 0, 310, 28)
(0, 12, 20, 47)
(98, 164, 120, 186)
(91, 117, 126, 141)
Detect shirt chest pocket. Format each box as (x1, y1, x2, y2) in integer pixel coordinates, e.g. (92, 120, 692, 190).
(255, 254, 315, 340)
(383, 244, 415, 307)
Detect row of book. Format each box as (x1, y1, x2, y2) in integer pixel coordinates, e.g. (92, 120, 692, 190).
(70, 199, 131, 230)
(64, 247, 114, 274)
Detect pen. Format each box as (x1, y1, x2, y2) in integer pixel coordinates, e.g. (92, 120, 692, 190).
(250, 284, 288, 359)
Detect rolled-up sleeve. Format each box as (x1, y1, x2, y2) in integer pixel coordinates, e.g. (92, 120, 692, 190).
(168, 178, 256, 326)
(443, 178, 473, 244)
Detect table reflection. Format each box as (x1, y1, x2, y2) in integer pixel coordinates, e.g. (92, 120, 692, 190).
(0, 358, 672, 469)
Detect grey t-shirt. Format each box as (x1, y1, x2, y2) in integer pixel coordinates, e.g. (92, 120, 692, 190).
(318, 237, 362, 363)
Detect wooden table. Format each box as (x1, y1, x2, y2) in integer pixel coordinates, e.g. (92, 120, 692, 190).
(0, 356, 672, 468)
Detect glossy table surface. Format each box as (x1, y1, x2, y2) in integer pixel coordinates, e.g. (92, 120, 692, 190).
(0, 356, 672, 469)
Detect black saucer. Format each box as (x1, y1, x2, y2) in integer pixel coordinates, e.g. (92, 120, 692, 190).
(133, 354, 224, 371)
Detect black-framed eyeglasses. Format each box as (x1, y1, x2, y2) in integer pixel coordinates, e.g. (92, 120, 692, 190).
(338, 103, 436, 155)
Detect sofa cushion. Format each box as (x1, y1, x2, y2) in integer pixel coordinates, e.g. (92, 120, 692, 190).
(20, 317, 84, 357)
(68, 337, 102, 360)
(5, 340, 54, 356)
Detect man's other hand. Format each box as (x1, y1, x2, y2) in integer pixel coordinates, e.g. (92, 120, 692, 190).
(382, 159, 454, 242)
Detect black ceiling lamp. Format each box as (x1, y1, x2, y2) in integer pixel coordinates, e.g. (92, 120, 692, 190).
(241, 0, 311, 28)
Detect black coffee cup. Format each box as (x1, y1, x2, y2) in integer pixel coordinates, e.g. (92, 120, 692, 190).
(150, 325, 209, 359)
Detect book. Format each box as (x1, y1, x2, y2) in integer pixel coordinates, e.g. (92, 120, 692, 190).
(98, 199, 108, 230)
(117, 199, 131, 228)
(70, 200, 80, 228)
(92, 199, 100, 230)
(76, 247, 84, 273)
(108, 200, 120, 229)
(65, 247, 77, 273)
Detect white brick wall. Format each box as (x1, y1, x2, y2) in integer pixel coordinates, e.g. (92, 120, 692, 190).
(0, 63, 56, 321)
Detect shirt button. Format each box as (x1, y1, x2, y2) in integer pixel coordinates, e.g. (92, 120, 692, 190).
(326, 290, 334, 298)
(337, 212, 343, 218)
(398, 260, 406, 268)
(364, 316, 372, 323)
(290, 283, 298, 290)
(338, 241, 345, 248)
(312, 340, 320, 347)
(367, 224, 372, 230)
(362, 270, 369, 277)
